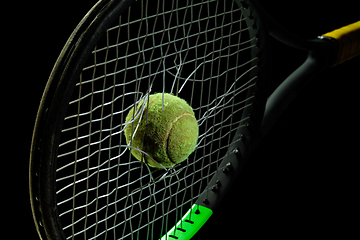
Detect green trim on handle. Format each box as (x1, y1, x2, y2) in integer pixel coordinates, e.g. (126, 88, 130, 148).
(159, 204, 213, 240)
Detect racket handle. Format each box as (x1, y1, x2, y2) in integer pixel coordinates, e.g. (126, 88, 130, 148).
(322, 21, 360, 66)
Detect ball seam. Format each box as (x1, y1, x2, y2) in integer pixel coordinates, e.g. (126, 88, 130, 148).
(164, 112, 195, 164)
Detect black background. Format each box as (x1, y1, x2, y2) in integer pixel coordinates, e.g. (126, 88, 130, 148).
(8, 0, 358, 239)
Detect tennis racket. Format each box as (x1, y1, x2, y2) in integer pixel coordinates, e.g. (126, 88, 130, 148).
(29, 0, 360, 239)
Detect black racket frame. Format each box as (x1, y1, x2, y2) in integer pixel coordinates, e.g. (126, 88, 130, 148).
(29, 0, 339, 239)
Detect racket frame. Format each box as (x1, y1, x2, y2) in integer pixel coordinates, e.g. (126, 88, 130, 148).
(30, 0, 355, 239)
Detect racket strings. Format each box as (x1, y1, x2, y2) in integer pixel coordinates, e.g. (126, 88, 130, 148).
(55, 0, 258, 239)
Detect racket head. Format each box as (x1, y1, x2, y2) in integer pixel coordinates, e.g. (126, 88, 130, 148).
(29, 0, 270, 239)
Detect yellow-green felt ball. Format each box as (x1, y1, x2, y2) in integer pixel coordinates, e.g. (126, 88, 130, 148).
(124, 93, 199, 168)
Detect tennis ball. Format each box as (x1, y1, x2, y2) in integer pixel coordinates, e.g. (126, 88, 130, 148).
(124, 93, 198, 168)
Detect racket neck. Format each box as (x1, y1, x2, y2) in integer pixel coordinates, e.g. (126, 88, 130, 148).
(260, 41, 336, 138)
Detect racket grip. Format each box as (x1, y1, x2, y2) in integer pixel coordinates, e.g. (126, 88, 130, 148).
(322, 21, 360, 66)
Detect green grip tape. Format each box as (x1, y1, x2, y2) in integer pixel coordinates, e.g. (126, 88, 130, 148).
(159, 204, 213, 240)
